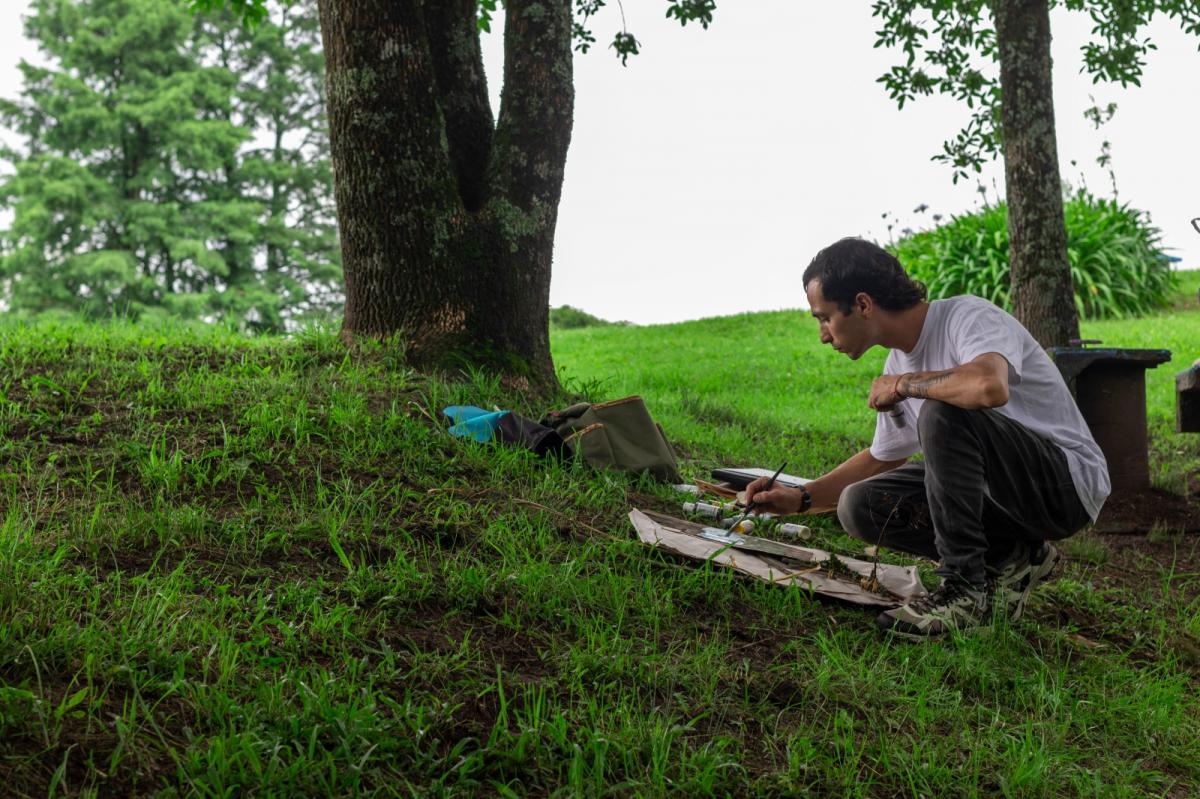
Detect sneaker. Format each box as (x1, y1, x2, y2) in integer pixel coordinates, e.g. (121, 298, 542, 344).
(876, 578, 991, 640)
(989, 543, 1033, 621)
(1021, 542, 1061, 613)
(992, 541, 1061, 621)
(1029, 541, 1061, 586)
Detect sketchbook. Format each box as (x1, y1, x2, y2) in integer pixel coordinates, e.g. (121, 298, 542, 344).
(709, 467, 810, 489)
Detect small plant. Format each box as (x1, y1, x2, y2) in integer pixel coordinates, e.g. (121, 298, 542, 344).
(1147, 523, 1184, 545)
(890, 190, 1175, 319)
(1063, 530, 1110, 566)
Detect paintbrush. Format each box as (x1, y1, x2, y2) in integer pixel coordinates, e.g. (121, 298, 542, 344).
(727, 460, 788, 532)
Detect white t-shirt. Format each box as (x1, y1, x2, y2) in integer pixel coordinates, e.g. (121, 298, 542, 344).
(869, 295, 1110, 521)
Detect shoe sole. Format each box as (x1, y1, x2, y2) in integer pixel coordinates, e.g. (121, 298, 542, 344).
(875, 609, 983, 641)
(1010, 543, 1062, 621)
(876, 616, 944, 642)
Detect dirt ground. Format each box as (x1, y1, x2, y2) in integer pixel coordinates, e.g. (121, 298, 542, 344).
(1045, 484, 1200, 613)
(1092, 485, 1200, 535)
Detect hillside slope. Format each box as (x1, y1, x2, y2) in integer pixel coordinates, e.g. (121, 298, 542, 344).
(0, 292, 1196, 794)
(552, 270, 1200, 494)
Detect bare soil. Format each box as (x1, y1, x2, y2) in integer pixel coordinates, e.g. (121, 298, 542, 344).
(1092, 485, 1200, 535)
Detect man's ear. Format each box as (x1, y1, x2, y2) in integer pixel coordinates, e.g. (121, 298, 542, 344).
(854, 292, 874, 317)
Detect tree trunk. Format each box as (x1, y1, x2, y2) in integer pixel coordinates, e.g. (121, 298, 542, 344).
(268, 122, 285, 273)
(993, 0, 1079, 348)
(317, 0, 573, 386)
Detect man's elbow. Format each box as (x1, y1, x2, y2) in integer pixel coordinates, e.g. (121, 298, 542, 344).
(981, 378, 1009, 408)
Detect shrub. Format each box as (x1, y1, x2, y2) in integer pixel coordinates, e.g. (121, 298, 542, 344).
(550, 305, 628, 329)
(890, 190, 1176, 319)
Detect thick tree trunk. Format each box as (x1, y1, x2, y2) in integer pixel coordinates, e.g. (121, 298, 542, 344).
(318, 1, 463, 351)
(993, 0, 1079, 348)
(317, 0, 572, 386)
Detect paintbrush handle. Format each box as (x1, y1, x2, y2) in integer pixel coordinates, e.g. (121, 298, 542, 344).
(762, 461, 788, 492)
(739, 461, 788, 519)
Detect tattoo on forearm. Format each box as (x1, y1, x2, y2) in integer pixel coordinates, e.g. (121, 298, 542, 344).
(899, 371, 953, 399)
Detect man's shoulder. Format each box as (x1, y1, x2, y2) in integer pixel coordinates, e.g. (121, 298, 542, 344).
(937, 293, 1007, 314)
(934, 294, 1038, 368)
(936, 294, 1020, 329)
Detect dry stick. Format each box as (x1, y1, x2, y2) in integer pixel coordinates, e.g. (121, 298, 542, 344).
(426, 486, 621, 542)
(867, 497, 904, 595)
(772, 566, 822, 583)
(510, 497, 622, 542)
(425, 487, 492, 500)
(409, 400, 440, 426)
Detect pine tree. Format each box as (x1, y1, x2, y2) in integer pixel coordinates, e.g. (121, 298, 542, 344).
(200, 0, 340, 331)
(0, 0, 340, 331)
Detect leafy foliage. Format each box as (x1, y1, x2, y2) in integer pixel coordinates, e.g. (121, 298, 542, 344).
(474, 0, 715, 62)
(871, 0, 1200, 181)
(187, 0, 288, 26)
(1, 0, 339, 330)
(549, 304, 628, 329)
(889, 191, 1176, 319)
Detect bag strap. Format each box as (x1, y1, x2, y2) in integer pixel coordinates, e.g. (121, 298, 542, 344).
(541, 401, 592, 426)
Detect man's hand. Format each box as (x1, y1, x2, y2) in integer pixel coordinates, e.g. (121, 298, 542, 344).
(868, 373, 905, 412)
(743, 478, 805, 515)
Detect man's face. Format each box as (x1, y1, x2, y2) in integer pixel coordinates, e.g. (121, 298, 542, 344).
(806, 280, 871, 360)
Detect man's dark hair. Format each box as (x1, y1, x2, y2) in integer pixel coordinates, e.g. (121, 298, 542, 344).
(802, 237, 927, 314)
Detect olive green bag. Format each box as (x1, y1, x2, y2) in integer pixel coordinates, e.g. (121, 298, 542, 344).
(541, 396, 682, 483)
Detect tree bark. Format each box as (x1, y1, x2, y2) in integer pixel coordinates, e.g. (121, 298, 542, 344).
(993, 0, 1079, 348)
(317, 0, 572, 386)
(473, 0, 573, 383)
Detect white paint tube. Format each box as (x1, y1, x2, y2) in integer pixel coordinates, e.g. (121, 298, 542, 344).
(681, 501, 724, 519)
(777, 523, 812, 539)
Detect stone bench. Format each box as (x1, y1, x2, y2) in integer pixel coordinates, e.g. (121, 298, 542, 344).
(1049, 346, 1172, 491)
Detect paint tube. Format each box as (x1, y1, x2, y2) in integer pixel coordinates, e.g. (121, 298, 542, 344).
(681, 501, 724, 519)
(722, 518, 755, 533)
(777, 523, 811, 540)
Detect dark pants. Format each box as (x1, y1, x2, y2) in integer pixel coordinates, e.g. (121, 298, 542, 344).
(837, 401, 1091, 587)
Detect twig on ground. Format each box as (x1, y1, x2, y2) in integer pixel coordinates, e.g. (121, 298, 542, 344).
(510, 497, 622, 542)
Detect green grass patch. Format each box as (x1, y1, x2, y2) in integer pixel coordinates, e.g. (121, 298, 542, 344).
(0, 298, 1196, 795)
(1062, 531, 1111, 566)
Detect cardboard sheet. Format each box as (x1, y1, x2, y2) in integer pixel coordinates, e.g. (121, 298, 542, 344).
(630, 509, 928, 607)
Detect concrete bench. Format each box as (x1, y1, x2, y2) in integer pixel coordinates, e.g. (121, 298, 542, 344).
(1049, 346, 1172, 491)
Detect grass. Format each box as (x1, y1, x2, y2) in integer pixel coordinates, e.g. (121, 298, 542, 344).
(0, 283, 1195, 795)
(1061, 531, 1110, 566)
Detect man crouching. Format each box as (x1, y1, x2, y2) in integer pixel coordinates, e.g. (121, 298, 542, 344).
(745, 238, 1107, 640)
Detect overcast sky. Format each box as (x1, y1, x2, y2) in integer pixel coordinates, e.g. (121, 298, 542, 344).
(2, 2, 1197, 325)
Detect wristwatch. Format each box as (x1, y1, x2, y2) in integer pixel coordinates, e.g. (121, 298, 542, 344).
(798, 484, 813, 513)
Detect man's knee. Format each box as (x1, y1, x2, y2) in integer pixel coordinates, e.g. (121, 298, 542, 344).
(837, 480, 874, 541)
(917, 399, 972, 447)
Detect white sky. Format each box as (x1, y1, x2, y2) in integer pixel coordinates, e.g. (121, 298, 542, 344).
(2, 2, 1197, 325)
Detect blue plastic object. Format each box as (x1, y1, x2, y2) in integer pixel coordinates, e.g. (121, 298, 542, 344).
(443, 405, 511, 442)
